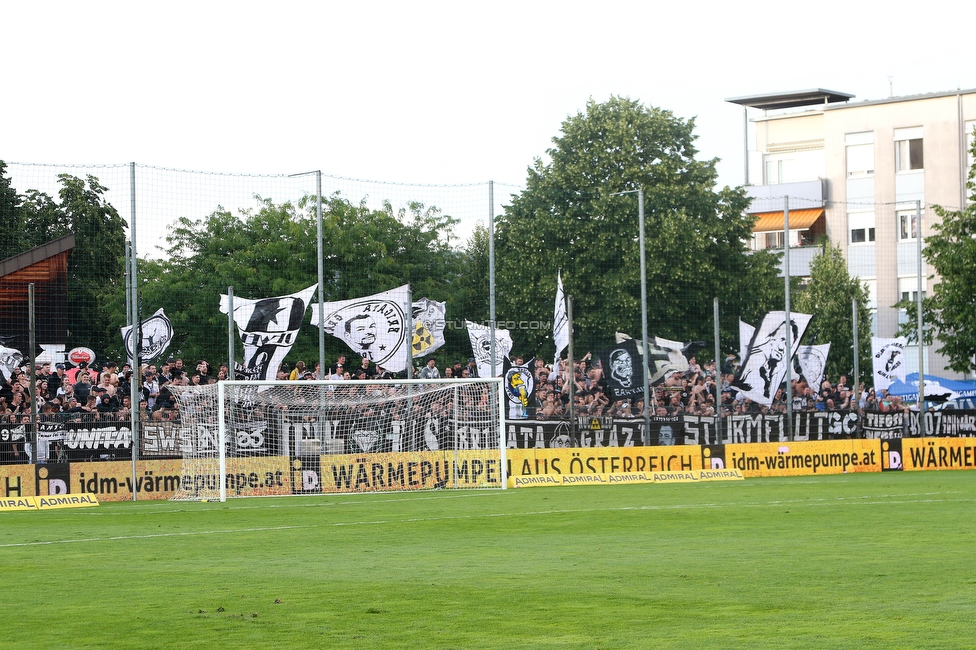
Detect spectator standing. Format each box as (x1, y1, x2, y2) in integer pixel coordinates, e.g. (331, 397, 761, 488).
(420, 359, 440, 380)
(143, 370, 160, 410)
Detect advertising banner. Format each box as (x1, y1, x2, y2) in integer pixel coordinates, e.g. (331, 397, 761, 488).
(901, 437, 976, 471)
(506, 446, 702, 486)
(721, 439, 882, 478)
(314, 450, 503, 493)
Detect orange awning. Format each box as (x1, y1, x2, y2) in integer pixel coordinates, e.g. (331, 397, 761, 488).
(751, 208, 823, 232)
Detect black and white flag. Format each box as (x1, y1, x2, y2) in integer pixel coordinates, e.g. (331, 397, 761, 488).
(872, 336, 907, 391)
(553, 271, 569, 361)
(734, 311, 813, 406)
(0, 344, 23, 383)
(121, 308, 174, 363)
(220, 284, 318, 381)
(466, 320, 513, 378)
(411, 297, 447, 357)
(739, 320, 755, 364)
(797, 343, 831, 387)
(311, 285, 411, 372)
(599, 338, 645, 403)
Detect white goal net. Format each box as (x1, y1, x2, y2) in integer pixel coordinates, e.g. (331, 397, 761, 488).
(168, 378, 506, 501)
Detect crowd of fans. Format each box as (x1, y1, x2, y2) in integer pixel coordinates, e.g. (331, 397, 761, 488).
(1, 349, 922, 464)
(0, 351, 919, 428)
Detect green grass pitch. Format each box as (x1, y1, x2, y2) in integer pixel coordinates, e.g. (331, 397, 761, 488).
(2, 470, 975, 649)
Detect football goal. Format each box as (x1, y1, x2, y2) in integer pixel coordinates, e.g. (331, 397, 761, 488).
(169, 378, 507, 501)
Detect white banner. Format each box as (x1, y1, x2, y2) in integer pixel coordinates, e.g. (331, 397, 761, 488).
(411, 297, 447, 357)
(797, 343, 831, 387)
(553, 271, 569, 361)
(220, 284, 318, 381)
(466, 320, 512, 378)
(734, 311, 813, 406)
(0, 344, 23, 383)
(310, 285, 411, 372)
(739, 320, 754, 364)
(121, 307, 174, 362)
(872, 336, 908, 392)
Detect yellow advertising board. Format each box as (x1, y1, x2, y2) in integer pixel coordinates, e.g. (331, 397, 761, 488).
(34, 494, 100, 509)
(70, 460, 184, 501)
(509, 467, 744, 488)
(723, 439, 881, 478)
(506, 446, 702, 487)
(317, 450, 503, 493)
(0, 496, 37, 511)
(901, 437, 976, 471)
(0, 464, 36, 498)
(0, 494, 100, 511)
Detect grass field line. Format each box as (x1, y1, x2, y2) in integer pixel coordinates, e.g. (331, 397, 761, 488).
(3, 490, 971, 549)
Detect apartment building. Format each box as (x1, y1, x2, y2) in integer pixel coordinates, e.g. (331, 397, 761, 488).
(727, 88, 976, 376)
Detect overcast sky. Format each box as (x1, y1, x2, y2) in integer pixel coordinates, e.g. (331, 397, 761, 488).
(4, 1, 975, 192)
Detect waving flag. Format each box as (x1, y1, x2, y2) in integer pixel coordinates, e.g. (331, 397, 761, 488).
(121, 308, 174, 362)
(872, 336, 908, 392)
(411, 297, 447, 357)
(310, 285, 412, 372)
(220, 284, 318, 381)
(797, 343, 831, 387)
(734, 311, 813, 406)
(466, 320, 512, 378)
(553, 271, 569, 361)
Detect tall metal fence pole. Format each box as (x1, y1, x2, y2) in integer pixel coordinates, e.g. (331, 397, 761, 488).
(488, 181, 496, 376)
(227, 287, 235, 380)
(713, 297, 722, 443)
(784, 196, 793, 441)
(28, 284, 37, 464)
(916, 200, 926, 434)
(316, 170, 325, 379)
(852, 296, 860, 411)
(639, 189, 651, 445)
(566, 295, 575, 442)
(129, 162, 140, 501)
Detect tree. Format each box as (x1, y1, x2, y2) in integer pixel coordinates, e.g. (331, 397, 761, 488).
(135, 193, 463, 368)
(57, 175, 127, 354)
(0, 162, 25, 259)
(793, 242, 872, 382)
(0, 168, 127, 358)
(495, 96, 782, 359)
(897, 129, 976, 373)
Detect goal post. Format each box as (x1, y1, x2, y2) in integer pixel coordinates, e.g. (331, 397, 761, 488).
(170, 378, 507, 501)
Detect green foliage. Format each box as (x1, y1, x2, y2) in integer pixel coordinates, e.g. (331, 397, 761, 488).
(0, 162, 25, 258)
(138, 194, 462, 368)
(495, 96, 782, 359)
(793, 242, 872, 381)
(0, 166, 127, 357)
(897, 132, 976, 373)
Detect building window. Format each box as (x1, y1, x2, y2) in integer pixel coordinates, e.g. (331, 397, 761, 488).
(848, 211, 876, 245)
(894, 127, 923, 172)
(846, 144, 874, 177)
(896, 139, 923, 171)
(898, 210, 919, 241)
(845, 132, 874, 177)
(763, 231, 784, 249)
